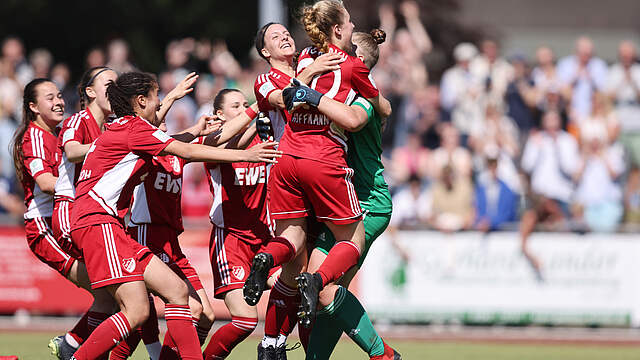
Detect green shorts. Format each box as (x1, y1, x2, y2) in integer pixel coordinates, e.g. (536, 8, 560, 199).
(314, 210, 391, 267)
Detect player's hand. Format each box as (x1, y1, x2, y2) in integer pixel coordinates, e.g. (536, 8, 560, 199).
(308, 53, 342, 75)
(282, 78, 323, 111)
(166, 72, 198, 101)
(243, 141, 282, 164)
(195, 115, 222, 136)
(256, 112, 274, 142)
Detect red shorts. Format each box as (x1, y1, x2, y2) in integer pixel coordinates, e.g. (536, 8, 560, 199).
(71, 222, 153, 289)
(209, 226, 279, 299)
(52, 199, 82, 259)
(25, 217, 75, 277)
(128, 224, 203, 291)
(268, 155, 362, 224)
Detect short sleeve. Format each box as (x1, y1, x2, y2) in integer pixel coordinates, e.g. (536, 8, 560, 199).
(128, 119, 175, 156)
(351, 59, 379, 99)
(61, 121, 88, 147)
(22, 134, 53, 179)
(352, 97, 374, 119)
(295, 47, 316, 75)
(254, 74, 277, 112)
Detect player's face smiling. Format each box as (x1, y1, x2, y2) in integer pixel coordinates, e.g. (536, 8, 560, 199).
(218, 91, 248, 123)
(31, 81, 65, 124)
(140, 85, 161, 126)
(263, 24, 296, 60)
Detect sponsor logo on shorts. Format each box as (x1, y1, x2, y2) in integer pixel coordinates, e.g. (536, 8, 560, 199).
(232, 266, 245, 280)
(122, 258, 136, 273)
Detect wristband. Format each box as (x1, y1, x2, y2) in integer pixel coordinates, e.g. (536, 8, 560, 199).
(245, 107, 258, 120)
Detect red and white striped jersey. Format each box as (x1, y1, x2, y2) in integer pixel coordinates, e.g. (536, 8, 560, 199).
(129, 155, 186, 233)
(253, 67, 292, 142)
(279, 44, 379, 165)
(70, 115, 175, 230)
(55, 108, 103, 200)
(205, 136, 271, 245)
(20, 123, 59, 219)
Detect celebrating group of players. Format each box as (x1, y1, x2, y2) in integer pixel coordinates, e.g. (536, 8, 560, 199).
(12, 1, 401, 359)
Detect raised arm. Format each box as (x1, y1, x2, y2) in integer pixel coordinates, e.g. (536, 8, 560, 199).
(157, 72, 199, 122)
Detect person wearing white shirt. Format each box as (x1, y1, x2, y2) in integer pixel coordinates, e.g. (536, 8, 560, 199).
(557, 36, 608, 120)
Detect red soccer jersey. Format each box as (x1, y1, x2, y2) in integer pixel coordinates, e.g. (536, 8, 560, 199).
(279, 44, 379, 165)
(253, 67, 292, 142)
(20, 123, 59, 219)
(55, 108, 103, 200)
(205, 136, 270, 244)
(70, 116, 175, 230)
(129, 155, 186, 233)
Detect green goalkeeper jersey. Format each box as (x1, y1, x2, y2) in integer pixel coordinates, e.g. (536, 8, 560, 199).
(347, 97, 392, 214)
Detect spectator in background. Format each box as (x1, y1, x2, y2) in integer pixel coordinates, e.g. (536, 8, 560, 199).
(85, 47, 106, 69)
(2, 36, 32, 86)
(623, 167, 640, 225)
(429, 165, 474, 232)
(606, 41, 640, 165)
(471, 39, 514, 106)
(194, 76, 215, 120)
(474, 149, 519, 232)
(390, 131, 430, 186)
(557, 36, 608, 121)
(29, 48, 52, 79)
(505, 54, 538, 136)
(581, 92, 620, 144)
(532, 46, 565, 103)
(440, 42, 483, 143)
(469, 103, 521, 193)
(106, 38, 136, 73)
(0, 102, 17, 180)
(51, 63, 78, 116)
(429, 123, 472, 180)
(573, 120, 625, 232)
(394, 85, 442, 150)
(158, 71, 197, 134)
(519, 110, 579, 277)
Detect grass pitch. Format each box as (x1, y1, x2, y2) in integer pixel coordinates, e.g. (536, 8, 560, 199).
(1, 332, 639, 359)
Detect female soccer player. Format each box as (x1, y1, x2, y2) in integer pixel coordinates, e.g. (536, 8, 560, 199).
(67, 71, 280, 360)
(305, 29, 400, 360)
(245, 0, 392, 334)
(250, 21, 356, 357)
(199, 88, 283, 359)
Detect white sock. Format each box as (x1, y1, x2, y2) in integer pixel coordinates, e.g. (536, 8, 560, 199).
(276, 334, 287, 347)
(64, 333, 80, 349)
(145, 341, 162, 360)
(261, 336, 278, 347)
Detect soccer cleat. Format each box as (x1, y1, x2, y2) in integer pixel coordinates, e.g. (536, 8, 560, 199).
(296, 272, 323, 328)
(370, 341, 402, 360)
(244, 253, 274, 306)
(257, 343, 278, 360)
(48, 335, 77, 360)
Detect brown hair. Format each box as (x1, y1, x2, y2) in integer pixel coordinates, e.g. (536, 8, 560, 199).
(106, 72, 157, 118)
(213, 88, 242, 112)
(352, 29, 386, 69)
(300, 0, 345, 53)
(12, 78, 52, 183)
(78, 66, 112, 110)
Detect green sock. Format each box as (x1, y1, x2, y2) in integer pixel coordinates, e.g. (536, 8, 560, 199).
(305, 290, 345, 360)
(334, 286, 385, 357)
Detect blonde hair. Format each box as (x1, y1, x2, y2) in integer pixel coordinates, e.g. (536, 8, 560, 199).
(301, 0, 345, 53)
(352, 29, 386, 68)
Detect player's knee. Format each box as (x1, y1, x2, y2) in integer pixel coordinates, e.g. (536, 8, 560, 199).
(124, 299, 150, 328)
(165, 278, 189, 305)
(189, 297, 203, 320)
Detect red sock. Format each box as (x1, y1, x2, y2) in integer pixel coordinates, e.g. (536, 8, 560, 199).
(164, 304, 201, 360)
(72, 312, 131, 360)
(316, 241, 360, 286)
(264, 278, 299, 337)
(203, 316, 258, 359)
(263, 236, 296, 266)
(159, 332, 179, 360)
(109, 329, 141, 359)
(141, 295, 160, 345)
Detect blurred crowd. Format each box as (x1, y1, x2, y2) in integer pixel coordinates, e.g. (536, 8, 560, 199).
(2, 1, 640, 237)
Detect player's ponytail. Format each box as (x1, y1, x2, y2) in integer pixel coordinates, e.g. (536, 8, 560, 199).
(12, 78, 51, 183)
(106, 71, 157, 118)
(300, 0, 345, 54)
(78, 66, 112, 110)
(352, 29, 386, 69)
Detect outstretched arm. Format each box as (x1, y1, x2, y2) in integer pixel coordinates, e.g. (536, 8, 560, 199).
(157, 72, 199, 122)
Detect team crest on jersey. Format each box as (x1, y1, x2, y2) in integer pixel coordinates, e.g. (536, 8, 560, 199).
(171, 156, 181, 173)
(232, 266, 245, 280)
(122, 258, 136, 273)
